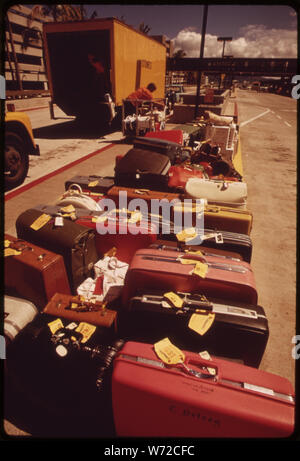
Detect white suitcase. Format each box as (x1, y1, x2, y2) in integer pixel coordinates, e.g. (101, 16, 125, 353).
(55, 184, 103, 212)
(4, 295, 38, 343)
(185, 177, 247, 208)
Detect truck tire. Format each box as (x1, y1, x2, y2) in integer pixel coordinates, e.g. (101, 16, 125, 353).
(5, 132, 29, 190)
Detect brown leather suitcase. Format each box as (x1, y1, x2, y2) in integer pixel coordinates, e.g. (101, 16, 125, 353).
(43, 293, 117, 329)
(4, 234, 71, 310)
(107, 185, 181, 209)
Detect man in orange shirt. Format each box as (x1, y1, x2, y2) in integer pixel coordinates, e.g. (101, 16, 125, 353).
(125, 83, 164, 115)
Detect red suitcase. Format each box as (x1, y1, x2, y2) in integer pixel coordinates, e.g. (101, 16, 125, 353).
(5, 234, 71, 310)
(112, 341, 295, 438)
(76, 212, 157, 264)
(168, 164, 205, 190)
(122, 248, 257, 307)
(145, 129, 184, 145)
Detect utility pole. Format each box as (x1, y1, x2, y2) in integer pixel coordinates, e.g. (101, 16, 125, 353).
(194, 5, 208, 120)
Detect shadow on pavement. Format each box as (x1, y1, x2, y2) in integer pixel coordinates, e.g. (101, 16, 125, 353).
(33, 119, 120, 140)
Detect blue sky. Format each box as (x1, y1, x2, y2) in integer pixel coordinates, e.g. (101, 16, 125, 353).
(84, 4, 297, 39)
(83, 4, 298, 58)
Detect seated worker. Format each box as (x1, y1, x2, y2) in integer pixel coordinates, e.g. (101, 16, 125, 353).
(125, 83, 164, 115)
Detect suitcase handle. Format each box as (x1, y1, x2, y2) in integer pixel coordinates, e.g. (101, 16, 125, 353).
(183, 358, 218, 381)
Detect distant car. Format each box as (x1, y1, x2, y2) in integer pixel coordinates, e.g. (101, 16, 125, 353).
(5, 111, 40, 190)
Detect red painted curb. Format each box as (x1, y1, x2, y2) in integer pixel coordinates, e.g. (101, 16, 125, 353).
(5, 143, 114, 201)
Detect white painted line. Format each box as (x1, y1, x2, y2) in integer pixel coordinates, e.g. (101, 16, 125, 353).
(276, 114, 282, 119)
(284, 121, 292, 127)
(240, 109, 271, 128)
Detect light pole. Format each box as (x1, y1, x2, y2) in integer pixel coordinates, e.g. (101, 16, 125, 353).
(217, 36, 232, 58)
(217, 37, 232, 89)
(194, 5, 209, 119)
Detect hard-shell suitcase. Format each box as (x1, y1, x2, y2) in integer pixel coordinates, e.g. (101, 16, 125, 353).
(122, 248, 257, 307)
(168, 165, 205, 190)
(145, 129, 184, 145)
(75, 210, 157, 264)
(149, 239, 245, 262)
(15, 209, 99, 294)
(5, 233, 71, 310)
(64, 175, 114, 195)
(114, 148, 171, 191)
(173, 201, 253, 235)
(112, 341, 295, 438)
(6, 313, 124, 437)
(133, 136, 184, 164)
(185, 177, 247, 209)
(4, 295, 38, 344)
(117, 290, 269, 367)
(107, 185, 181, 210)
(157, 225, 253, 263)
(43, 293, 117, 329)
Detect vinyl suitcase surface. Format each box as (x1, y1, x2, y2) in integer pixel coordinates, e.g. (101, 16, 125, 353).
(64, 175, 114, 195)
(5, 233, 71, 310)
(133, 136, 184, 164)
(145, 129, 184, 145)
(15, 209, 99, 293)
(117, 290, 269, 367)
(122, 248, 257, 307)
(114, 148, 171, 190)
(112, 341, 295, 438)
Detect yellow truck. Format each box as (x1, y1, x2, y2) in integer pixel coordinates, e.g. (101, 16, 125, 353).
(5, 111, 40, 190)
(43, 18, 166, 126)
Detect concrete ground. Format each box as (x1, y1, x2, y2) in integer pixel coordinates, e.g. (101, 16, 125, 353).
(3, 88, 298, 438)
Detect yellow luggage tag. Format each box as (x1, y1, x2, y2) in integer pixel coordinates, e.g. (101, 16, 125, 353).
(75, 322, 96, 344)
(88, 180, 99, 187)
(4, 240, 11, 248)
(30, 213, 51, 231)
(128, 210, 142, 224)
(4, 248, 22, 257)
(163, 292, 184, 309)
(48, 318, 64, 335)
(176, 227, 198, 243)
(192, 262, 208, 278)
(60, 204, 76, 213)
(154, 338, 185, 365)
(188, 312, 215, 336)
(92, 215, 108, 223)
(104, 247, 117, 257)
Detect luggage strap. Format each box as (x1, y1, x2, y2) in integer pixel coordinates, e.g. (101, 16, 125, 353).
(133, 294, 265, 320)
(118, 354, 294, 404)
(140, 253, 251, 274)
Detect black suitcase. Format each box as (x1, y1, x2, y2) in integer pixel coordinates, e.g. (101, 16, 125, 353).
(6, 313, 124, 437)
(133, 136, 185, 164)
(114, 147, 171, 190)
(149, 223, 253, 263)
(15, 208, 99, 294)
(117, 290, 269, 368)
(64, 175, 115, 195)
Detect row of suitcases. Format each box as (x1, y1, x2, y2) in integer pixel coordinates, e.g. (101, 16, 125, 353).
(4, 126, 295, 438)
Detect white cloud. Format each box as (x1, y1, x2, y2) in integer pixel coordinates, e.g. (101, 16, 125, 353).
(172, 24, 297, 58)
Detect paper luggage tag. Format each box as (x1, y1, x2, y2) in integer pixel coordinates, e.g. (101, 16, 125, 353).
(176, 227, 198, 243)
(163, 292, 184, 309)
(92, 215, 108, 223)
(30, 213, 51, 231)
(192, 262, 208, 278)
(188, 313, 215, 336)
(128, 210, 142, 224)
(154, 338, 185, 365)
(48, 318, 64, 335)
(54, 216, 64, 227)
(4, 240, 11, 248)
(60, 204, 76, 213)
(75, 322, 96, 343)
(4, 248, 22, 257)
(88, 180, 99, 187)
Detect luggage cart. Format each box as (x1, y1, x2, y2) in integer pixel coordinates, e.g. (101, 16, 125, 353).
(122, 98, 166, 137)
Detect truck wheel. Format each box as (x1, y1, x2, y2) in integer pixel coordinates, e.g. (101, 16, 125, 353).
(5, 132, 29, 190)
